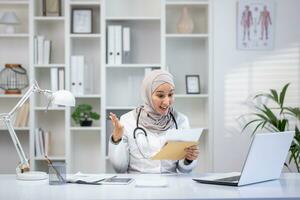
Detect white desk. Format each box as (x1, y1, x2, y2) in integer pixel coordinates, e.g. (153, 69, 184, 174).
(0, 173, 300, 200)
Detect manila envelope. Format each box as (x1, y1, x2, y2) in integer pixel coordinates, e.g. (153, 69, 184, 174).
(151, 141, 198, 160)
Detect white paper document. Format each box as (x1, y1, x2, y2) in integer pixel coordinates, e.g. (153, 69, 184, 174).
(166, 128, 204, 142)
(151, 128, 204, 160)
(67, 172, 113, 184)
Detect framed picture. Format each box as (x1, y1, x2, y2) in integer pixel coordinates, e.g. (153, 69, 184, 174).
(237, 0, 275, 50)
(43, 0, 61, 16)
(72, 9, 92, 34)
(185, 75, 200, 94)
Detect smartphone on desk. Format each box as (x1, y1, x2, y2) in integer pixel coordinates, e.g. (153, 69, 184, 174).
(101, 177, 134, 185)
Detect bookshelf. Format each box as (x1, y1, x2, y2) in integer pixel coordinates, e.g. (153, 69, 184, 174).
(0, 0, 31, 173)
(0, 0, 213, 174)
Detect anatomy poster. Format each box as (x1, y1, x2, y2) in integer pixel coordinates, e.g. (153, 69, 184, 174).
(237, 0, 275, 50)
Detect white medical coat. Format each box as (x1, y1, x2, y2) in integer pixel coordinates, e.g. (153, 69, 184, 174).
(109, 110, 197, 173)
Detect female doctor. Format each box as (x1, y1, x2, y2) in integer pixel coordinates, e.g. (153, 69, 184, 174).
(109, 70, 199, 173)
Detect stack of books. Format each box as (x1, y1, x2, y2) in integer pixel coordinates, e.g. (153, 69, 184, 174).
(35, 128, 50, 157)
(14, 102, 30, 127)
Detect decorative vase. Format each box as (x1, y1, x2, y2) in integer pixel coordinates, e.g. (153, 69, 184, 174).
(80, 120, 93, 127)
(176, 6, 194, 34)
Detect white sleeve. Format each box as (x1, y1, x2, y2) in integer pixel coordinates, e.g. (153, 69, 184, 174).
(108, 116, 130, 173)
(177, 159, 198, 173)
(176, 113, 198, 173)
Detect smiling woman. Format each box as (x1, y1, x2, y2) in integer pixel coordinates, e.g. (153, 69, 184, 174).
(108, 69, 200, 174)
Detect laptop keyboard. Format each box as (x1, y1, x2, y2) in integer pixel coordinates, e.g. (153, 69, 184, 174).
(216, 175, 241, 182)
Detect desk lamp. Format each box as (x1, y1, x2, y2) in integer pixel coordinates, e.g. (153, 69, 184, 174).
(0, 81, 75, 180)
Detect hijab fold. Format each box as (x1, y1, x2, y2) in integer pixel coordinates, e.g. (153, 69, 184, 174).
(135, 70, 177, 133)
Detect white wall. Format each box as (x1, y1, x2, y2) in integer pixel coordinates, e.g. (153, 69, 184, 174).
(213, 0, 300, 172)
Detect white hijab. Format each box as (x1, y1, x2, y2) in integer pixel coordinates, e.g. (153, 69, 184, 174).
(136, 70, 177, 133)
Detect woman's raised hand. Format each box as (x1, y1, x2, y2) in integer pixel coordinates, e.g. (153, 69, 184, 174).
(109, 112, 124, 142)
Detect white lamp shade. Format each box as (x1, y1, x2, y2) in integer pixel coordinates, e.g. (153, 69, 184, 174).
(0, 11, 20, 24)
(52, 90, 75, 107)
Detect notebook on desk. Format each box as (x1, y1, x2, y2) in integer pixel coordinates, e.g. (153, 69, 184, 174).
(193, 131, 294, 186)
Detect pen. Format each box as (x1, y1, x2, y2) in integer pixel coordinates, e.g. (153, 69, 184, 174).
(103, 175, 117, 181)
(45, 155, 66, 183)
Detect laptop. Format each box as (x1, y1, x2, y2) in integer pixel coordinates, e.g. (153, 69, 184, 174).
(193, 131, 294, 186)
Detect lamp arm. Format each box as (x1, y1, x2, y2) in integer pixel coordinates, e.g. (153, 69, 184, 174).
(1, 81, 52, 174)
(7, 82, 52, 117)
(3, 117, 29, 174)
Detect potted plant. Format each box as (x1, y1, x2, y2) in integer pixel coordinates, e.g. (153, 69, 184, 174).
(71, 104, 100, 127)
(242, 83, 300, 172)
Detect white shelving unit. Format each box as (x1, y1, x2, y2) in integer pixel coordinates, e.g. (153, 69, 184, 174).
(0, 0, 213, 174)
(0, 0, 31, 174)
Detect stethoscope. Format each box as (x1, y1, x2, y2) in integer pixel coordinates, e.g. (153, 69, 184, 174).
(133, 107, 178, 158)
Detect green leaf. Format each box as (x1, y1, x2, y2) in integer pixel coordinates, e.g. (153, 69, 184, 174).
(278, 119, 288, 132)
(284, 107, 300, 120)
(270, 89, 279, 104)
(242, 119, 262, 133)
(279, 83, 290, 109)
(250, 121, 264, 136)
(254, 93, 274, 101)
(260, 105, 279, 128)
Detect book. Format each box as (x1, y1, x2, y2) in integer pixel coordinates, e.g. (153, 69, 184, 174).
(14, 102, 29, 127)
(14, 103, 26, 127)
(35, 128, 42, 156)
(20, 102, 29, 127)
(39, 128, 45, 156)
(151, 128, 204, 160)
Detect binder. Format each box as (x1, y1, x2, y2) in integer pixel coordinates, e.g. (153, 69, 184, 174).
(70, 56, 77, 94)
(34, 37, 38, 64)
(50, 68, 58, 91)
(115, 25, 122, 65)
(58, 68, 65, 90)
(77, 56, 84, 95)
(43, 40, 51, 64)
(70, 56, 84, 95)
(51, 68, 58, 92)
(107, 26, 115, 64)
(37, 35, 45, 64)
(123, 27, 130, 63)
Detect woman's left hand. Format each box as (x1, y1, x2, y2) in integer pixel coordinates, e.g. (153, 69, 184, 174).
(184, 145, 199, 161)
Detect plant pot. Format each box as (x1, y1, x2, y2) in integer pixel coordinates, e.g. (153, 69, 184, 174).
(80, 120, 93, 127)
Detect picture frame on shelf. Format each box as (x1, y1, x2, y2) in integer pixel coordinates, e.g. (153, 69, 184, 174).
(72, 9, 93, 34)
(185, 75, 200, 94)
(43, 0, 62, 16)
